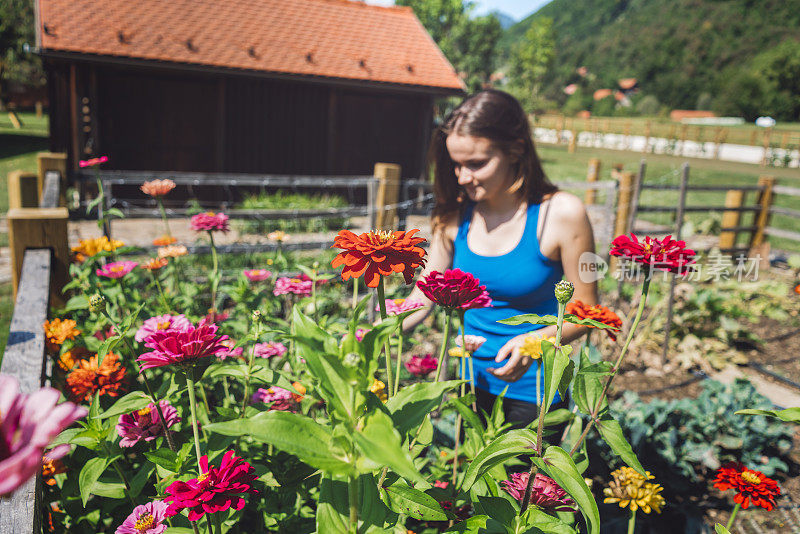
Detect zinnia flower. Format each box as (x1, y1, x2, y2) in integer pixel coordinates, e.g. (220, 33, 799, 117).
(379, 298, 426, 316)
(215, 339, 244, 361)
(44, 318, 81, 352)
(243, 269, 272, 282)
(78, 156, 108, 168)
(137, 320, 229, 370)
(96, 261, 138, 279)
(164, 450, 258, 521)
(454, 335, 486, 353)
(448, 347, 468, 358)
(253, 341, 287, 359)
(116, 400, 180, 448)
(57, 346, 90, 372)
(158, 245, 188, 258)
(610, 233, 696, 275)
(502, 472, 577, 512)
(417, 269, 492, 311)
(116, 500, 169, 534)
(404, 354, 438, 376)
(135, 314, 192, 343)
(190, 212, 229, 233)
(713, 462, 781, 511)
(71, 236, 124, 262)
(142, 258, 168, 271)
(41, 455, 67, 486)
(331, 229, 427, 288)
(519, 335, 557, 360)
(290, 382, 306, 402)
(370, 379, 387, 402)
(273, 277, 313, 296)
(152, 235, 177, 247)
(566, 300, 622, 341)
(267, 230, 289, 242)
(140, 179, 176, 197)
(603, 467, 665, 514)
(355, 328, 369, 342)
(66, 352, 126, 402)
(0, 374, 87, 497)
(252, 386, 293, 404)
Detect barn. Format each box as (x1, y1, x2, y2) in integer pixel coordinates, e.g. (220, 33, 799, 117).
(35, 0, 465, 182)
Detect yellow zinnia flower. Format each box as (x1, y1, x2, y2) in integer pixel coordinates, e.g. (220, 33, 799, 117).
(71, 236, 124, 262)
(603, 467, 665, 514)
(519, 335, 556, 360)
(369, 379, 387, 402)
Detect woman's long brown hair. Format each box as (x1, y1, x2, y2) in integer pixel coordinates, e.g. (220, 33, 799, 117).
(430, 90, 558, 230)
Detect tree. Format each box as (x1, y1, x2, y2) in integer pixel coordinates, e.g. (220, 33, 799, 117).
(506, 17, 555, 112)
(0, 0, 44, 109)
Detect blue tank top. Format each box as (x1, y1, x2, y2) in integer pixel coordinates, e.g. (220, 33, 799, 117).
(452, 201, 564, 404)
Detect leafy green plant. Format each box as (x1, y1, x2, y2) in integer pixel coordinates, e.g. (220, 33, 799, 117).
(236, 191, 350, 234)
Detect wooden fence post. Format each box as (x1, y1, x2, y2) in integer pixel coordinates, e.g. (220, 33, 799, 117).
(749, 175, 775, 249)
(7, 171, 39, 209)
(584, 158, 601, 205)
(718, 190, 744, 251)
(7, 207, 70, 307)
(568, 130, 578, 153)
(761, 128, 773, 166)
(37, 152, 68, 206)
(374, 163, 401, 229)
(610, 171, 634, 275)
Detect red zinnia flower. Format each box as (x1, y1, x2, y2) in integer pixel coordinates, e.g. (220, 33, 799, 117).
(164, 450, 258, 521)
(713, 462, 781, 511)
(417, 269, 492, 311)
(566, 300, 623, 341)
(609, 233, 696, 275)
(502, 472, 577, 512)
(331, 229, 427, 288)
(137, 319, 229, 370)
(404, 354, 438, 376)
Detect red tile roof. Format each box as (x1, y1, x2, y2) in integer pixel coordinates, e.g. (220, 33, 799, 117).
(37, 0, 465, 92)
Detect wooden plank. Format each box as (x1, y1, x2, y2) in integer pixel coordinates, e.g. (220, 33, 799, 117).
(40, 171, 61, 208)
(374, 163, 401, 229)
(719, 190, 744, 250)
(773, 185, 800, 197)
(749, 175, 775, 248)
(0, 248, 51, 534)
(7, 171, 39, 209)
(764, 226, 800, 242)
(37, 152, 67, 205)
(73, 170, 376, 187)
(584, 158, 600, 205)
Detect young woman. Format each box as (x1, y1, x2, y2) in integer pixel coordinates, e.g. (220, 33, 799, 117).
(403, 89, 598, 428)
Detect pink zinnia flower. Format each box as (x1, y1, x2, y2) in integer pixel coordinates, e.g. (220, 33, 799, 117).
(355, 328, 369, 342)
(252, 387, 297, 412)
(135, 314, 192, 343)
(216, 339, 244, 361)
(116, 400, 180, 448)
(273, 277, 313, 296)
(253, 341, 287, 359)
(454, 335, 487, 353)
(137, 319, 229, 370)
(434, 480, 449, 489)
(243, 269, 272, 282)
(190, 212, 229, 233)
(404, 354, 438, 376)
(78, 155, 108, 168)
(501, 472, 577, 512)
(417, 269, 492, 311)
(609, 233, 696, 275)
(378, 298, 426, 316)
(96, 261, 138, 279)
(115, 500, 169, 534)
(93, 325, 117, 340)
(164, 450, 258, 521)
(0, 374, 87, 497)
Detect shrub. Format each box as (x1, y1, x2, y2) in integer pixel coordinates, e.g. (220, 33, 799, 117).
(236, 191, 350, 234)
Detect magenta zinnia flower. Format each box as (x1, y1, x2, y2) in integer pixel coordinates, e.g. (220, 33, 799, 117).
(116, 400, 180, 448)
(252, 387, 297, 412)
(0, 374, 87, 497)
(164, 450, 258, 521)
(216, 339, 244, 361)
(273, 276, 313, 296)
(404, 354, 438, 376)
(135, 314, 192, 343)
(96, 261, 138, 279)
(501, 472, 577, 512)
(417, 269, 492, 311)
(243, 269, 272, 282)
(78, 155, 108, 168)
(609, 233, 696, 275)
(190, 211, 229, 233)
(253, 341, 287, 359)
(378, 298, 426, 316)
(116, 500, 169, 534)
(137, 319, 229, 370)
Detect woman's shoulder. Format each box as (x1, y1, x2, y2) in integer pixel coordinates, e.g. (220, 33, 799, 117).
(542, 190, 588, 223)
(433, 211, 460, 244)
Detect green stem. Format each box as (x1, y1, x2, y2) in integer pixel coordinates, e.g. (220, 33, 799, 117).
(208, 231, 219, 312)
(151, 271, 171, 313)
(352, 278, 358, 309)
(348, 474, 359, 533)
(185, 373, 204, 468)
(110, 459, 137, 505)
(312, 268, 318, 323)
(394, 331, 404, 396)
(458, 311, 475, 403)
(241, 324, 263, 416)
(628, 507, 637, 534)
(376, 278, 393, 397)
(726, 502, 741, 531)
(157, 197, 172, 237)
(433, 311, 453, 383)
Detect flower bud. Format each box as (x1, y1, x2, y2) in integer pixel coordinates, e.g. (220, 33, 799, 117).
(554, 280, 574, 305)
(343, 352, 361, 368)
(251, 310, 263, 325)
(88, 293, 106, 314)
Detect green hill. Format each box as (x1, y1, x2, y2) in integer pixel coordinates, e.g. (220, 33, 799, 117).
(500, 0, 800, 119)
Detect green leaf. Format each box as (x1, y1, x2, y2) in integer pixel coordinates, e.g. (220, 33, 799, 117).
(475, 495, 517, 526)
(97, 335, 122, 366)
(361, 315, 404, 376)
(450, 397, 486, 436)
(531, 446, 599, 534)
(91, 480, 126, 499)
(317, 475, 350, 534)
(79, 457, 111, 506)
(96, 391, 151, 420)
(354, 410, 426, 484)
(385, 380, 462, 435)
(380, 481, 447, 521)
(106, 208, 125, 219)
(499, 313, 617, 332)
(164, 528, 196, 534)
(205, 411, 353, 474)
(735, 407, 800, 424)
(543, 408, 574, 427)
(460, 429, 538, 492)
(518, 507, 577, 534)
(145, 449, 179, 472)
(595, 414, 646, 475)
(715, 524, 732, 534)
(541, 342, 572, 415)
(51, 427, 83, 448)
(445, 515, 506, 533)
(63, 294, 90, 311)
(573, 360, 611, 416)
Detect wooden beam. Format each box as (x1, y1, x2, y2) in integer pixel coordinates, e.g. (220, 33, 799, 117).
(584, 158, 601, 205)
(37, 152, 67, 206)
(718, 190, 744, 251)
(749, 175, 775, 249)
(374, 163, 401, 229)
(7, 171, 39, 210)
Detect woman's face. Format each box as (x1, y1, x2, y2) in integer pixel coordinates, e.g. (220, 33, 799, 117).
(445, 133, 518, 204)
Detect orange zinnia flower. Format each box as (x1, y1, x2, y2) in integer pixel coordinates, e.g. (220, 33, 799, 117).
(57, 346, 90, 372)
(331, 229, 426, 288)
(153, 235, 177, 247)
(566, 300, 623, 341)
(44, 318, 81, 352)
(140, 179, 176, 197)
(71, 236, 124, 262)
(42, 456, 67, 486)
(66, 352, 126, 402)
(290, 382, 306, 402)
(143, 257, 169, 271)
(158, 245, 188, 259)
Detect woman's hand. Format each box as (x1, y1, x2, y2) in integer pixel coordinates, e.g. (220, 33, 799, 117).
(487, 332, 540, 382)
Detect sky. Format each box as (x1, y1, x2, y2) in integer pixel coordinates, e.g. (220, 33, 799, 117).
(366, 0, 552, 21)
